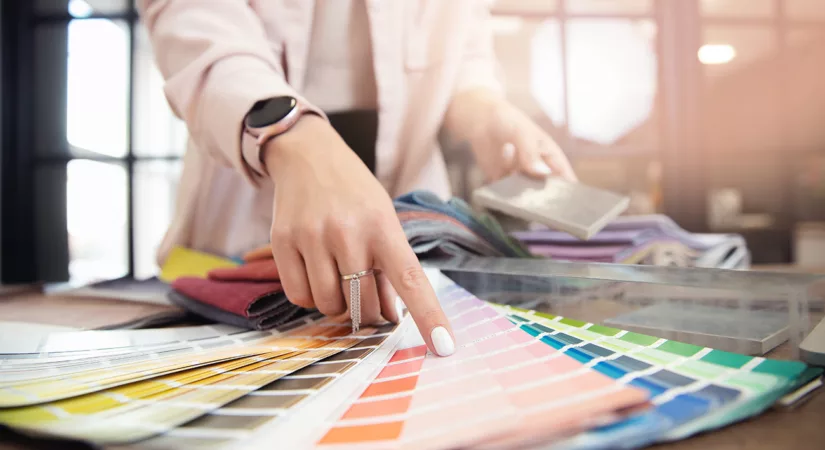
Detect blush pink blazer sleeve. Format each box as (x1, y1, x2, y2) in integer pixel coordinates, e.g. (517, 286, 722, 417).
(137, 0, 324, 185)
(453, 0, 504, 96)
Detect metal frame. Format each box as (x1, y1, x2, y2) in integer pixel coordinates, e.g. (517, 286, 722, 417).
(1, 1, 38, 283)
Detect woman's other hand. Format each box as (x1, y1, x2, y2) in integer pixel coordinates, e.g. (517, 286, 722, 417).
(444, 89, 577, 182)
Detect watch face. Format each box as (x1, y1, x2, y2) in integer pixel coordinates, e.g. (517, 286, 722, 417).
(246, 96, 298, 128)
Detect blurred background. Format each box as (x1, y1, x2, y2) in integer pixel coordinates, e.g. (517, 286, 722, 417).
(1, 0, 824, 284)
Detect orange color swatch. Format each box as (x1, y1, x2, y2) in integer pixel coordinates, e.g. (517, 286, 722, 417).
(361, 376, 419, 398)
(388, 346, 427, 364)
(341, 396, 413, 420)
(376, 359, 425, 379)
(318, 421, 405, 444)
(208, 259, 280, 282)
(242, 245, 274, 262)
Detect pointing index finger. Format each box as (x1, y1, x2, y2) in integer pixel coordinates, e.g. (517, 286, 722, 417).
(376, 230, 455, 357)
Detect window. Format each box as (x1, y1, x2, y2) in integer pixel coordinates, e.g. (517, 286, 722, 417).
(3, 0, 825, 278)
(467, 0, 663, 214)
(3, 0, 185, 283)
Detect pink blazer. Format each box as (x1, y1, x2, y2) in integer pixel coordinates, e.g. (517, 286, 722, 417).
(138, 0, 503, 262)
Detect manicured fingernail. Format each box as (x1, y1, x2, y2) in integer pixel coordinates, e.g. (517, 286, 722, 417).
(394, 297, 405, 323)
(502, 142, 516, 161)
(532, 160, 552, 175)
(430, 327, 455, 357)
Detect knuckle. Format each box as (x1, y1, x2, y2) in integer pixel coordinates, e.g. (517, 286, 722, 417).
(318, 299, 347, 316)
(399, 266, 428, 290)
(361, 311, 382, 326)
(296, 221, 323, 244)
(325, 215, 357, 242)
(364, 207, 391, 229)
(270, 224, 290, 242)
(287, 293, 314, 309)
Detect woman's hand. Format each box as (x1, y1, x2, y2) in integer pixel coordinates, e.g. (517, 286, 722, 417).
(444, 89, 577, 182)
(262, 115, 455, 356)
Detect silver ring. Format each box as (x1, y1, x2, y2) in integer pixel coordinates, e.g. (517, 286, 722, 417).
(341, 269, 376, 334)
(340, 269, 375, 281)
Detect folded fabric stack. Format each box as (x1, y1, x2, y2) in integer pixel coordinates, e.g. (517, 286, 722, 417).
(168, 259, 309, 330)
(394, 190, 532, 258)
(165, 195, 750, 330)
(513, 214, 750, 269)
(166, 191, 527, 330)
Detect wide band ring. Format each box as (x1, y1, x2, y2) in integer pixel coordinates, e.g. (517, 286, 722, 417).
(341, 269, 377, 334)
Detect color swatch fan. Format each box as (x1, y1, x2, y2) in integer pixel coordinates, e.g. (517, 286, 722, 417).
(311, 272, 651, 449)
(492, 305, 822, 448)
(0, 315, 403, 446)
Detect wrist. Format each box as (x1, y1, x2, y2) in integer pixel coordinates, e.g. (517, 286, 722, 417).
(445, 88, 507, 140)
(261, 114, 332, 180)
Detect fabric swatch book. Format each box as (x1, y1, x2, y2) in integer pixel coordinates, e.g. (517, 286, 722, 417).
(473, 174, 630, 240)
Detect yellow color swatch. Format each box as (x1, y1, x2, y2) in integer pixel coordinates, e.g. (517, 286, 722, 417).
(159, 246, 238, 282)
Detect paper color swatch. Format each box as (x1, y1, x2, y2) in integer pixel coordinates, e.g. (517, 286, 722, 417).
(159, 246, 239, 283)
(0, 315, 400, 445)
(315, 276, 651, 449)
(495, 305, 822, 448)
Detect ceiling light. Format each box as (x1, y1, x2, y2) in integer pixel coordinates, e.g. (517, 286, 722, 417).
(68, 0, 93, 18)
(698, 44, 736, 65)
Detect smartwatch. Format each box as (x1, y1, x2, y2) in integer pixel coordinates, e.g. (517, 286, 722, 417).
(244, 95, 316, 148)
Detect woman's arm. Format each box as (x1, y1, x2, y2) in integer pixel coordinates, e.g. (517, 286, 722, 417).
(138, 1, 455, 356)
(138, 0, 324, 183)
(443, 0, 577, 181)
(451, 0, 505, 98)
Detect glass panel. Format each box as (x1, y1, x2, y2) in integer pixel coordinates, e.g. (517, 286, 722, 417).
(574, 157, 663, 214)
(134, 161, 183, 279)
(493, 17, 565, 132)
(67, 19, 130, 157)
(565, 0, 652, 15)
(787, 0, 825, 21)
(36, 0, 130, 16)
(133, 22, 188, 157)
(67, 160, 129, 282)
(700, 0, 774, 18)
(701, 26, 781, 151)
(565, 19, 658, 148)
(491, 0, 558, 14)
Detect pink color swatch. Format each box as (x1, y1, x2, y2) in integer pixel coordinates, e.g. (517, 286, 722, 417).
(317, 280, 650, 449)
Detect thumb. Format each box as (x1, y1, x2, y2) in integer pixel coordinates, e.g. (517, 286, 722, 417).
(512, 136, 553, 179)
(496, 109, 552, 179)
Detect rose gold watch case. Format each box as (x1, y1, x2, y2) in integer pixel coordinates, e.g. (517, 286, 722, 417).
(246, 101, 310, 148)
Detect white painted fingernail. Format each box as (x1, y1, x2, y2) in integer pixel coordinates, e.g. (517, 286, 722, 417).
(394, 297, 405, 323)
(430, 327, 455, 357)
(531, 160, 552, 175)
(502, 142, 516, 161)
